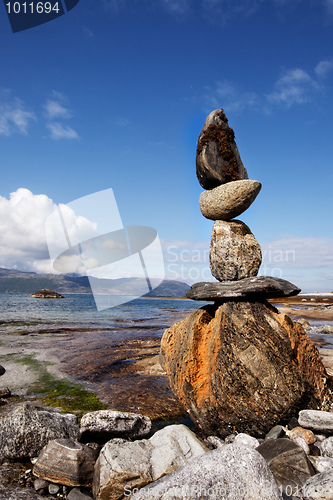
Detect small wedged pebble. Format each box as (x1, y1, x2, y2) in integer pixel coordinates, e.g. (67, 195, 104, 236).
(287, 426, 317, 445)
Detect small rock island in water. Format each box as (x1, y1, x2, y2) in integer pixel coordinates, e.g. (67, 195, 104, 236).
(29, 288, 65, 299)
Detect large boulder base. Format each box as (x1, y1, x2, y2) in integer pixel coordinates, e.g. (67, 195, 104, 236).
(160, 301, 332, 437)
(196, 109, 248, 189)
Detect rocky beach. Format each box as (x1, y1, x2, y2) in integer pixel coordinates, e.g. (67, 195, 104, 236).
(1, 108, 333, 499)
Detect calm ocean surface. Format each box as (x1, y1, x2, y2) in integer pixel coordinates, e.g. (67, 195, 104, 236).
(0, 293, 209, 340)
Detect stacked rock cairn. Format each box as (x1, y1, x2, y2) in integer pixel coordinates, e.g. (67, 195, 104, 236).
(188, 108, 299, 300)
(160, 109, 333, 439)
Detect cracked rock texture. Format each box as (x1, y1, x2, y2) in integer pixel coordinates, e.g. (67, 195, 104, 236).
(209, 220, 262, 281)
(160, 301, 332, 438)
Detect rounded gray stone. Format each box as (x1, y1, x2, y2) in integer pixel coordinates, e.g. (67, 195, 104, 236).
(302, 468, 333, 499)
(80, 410, 152, 443)
(209, 220, 262, 281)
(321, 436, 333, 458)
(199, 180, 261, 221)
(131, 443, 282, 500)
(299, 410, 333, 433)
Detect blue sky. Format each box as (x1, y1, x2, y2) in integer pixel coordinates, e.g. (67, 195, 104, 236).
(0, 0, 332, 292)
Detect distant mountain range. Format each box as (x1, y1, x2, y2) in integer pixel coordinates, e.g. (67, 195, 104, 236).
(0, 268, 190, 298)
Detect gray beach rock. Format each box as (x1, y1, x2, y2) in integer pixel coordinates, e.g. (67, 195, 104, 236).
(92, 424, 207, 500)
(33, 478, 50, 491)
(199, 179, 261, 221)
(186, 276, 301, 301)
(293, 436, 310, 455)
(256, 438, 315, 494)
(67, 488, 93, 499)
(302, 469, 333, 499)
(48, 483, 61, 495)
(80, 410, 151, 443)
(321, 436, 333, 458)
(33, 438, 99, 487)
(206, 435, 225, 449)
(308, 456, 333, 473)
(0, 484, 42, 499)
(0, 387, 11, 397)
(233, 433, 260, 449)
(196, 109, 248, 189)
(0, 403, 79, 460)
(265, 425, 286, 440)
(299, 410, 333, 433)
(210, 220, 262, 281)
(131, 443, 282, 500)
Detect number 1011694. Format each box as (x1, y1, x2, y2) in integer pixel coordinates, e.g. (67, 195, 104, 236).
(5, 2, 60, 14)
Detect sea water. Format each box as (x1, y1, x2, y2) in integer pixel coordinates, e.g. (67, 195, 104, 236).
(0, 293, 209, 340)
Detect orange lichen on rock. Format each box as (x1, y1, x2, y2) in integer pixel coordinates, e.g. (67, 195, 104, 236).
(160, 301, 333, 437)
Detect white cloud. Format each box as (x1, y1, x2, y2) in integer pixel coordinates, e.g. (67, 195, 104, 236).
(44, 99, 71, 120)
(203, 80, 261, 114)
(0, 92, 36, 136)
(101, 0, 125, 11)
(0, 189, 98, 274)
(262, 236, 333, 269)
(315, 59, 333, 78)
(267, 68, 320, 107)
(260, 236, 333, 291)
(202, 60, 332, 115)
(47, 122, 79, 140)
(160, 0, 190, 14)
(324, 0, 333, 13)
(44, 91, 79, 139)
(201, 0, 268, 25)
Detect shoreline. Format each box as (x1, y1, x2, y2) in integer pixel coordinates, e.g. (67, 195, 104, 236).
(1, 297, 333, 419)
